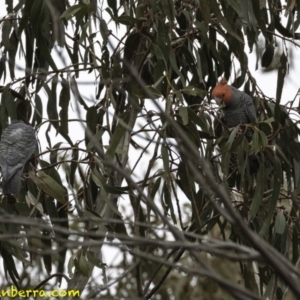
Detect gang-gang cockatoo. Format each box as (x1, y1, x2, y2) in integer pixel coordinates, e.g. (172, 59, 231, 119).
(0, 121, 37, 194)
(211, 78, 271, 174)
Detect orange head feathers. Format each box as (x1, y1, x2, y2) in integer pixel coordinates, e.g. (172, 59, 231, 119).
(211, 78, 233, 105)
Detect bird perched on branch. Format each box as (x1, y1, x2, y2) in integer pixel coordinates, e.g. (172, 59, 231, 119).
(0, 121, 37, 194)
(212, 78, 271, 175)
(211, 78, 256, 139)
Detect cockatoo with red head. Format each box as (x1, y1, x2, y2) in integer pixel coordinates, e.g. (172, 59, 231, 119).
(211, 78, 267, 174)
(211, 78, 256, 133)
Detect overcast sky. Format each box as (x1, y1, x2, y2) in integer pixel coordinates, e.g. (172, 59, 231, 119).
(1, 2, 300, 294)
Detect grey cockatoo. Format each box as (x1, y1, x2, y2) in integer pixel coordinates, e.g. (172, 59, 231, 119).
(0, 121, 37, 194)
(211, 78, 256, 139)
(212, 78, 271, 174)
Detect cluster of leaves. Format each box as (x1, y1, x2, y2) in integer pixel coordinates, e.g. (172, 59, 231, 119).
(1, 0, 300, 298)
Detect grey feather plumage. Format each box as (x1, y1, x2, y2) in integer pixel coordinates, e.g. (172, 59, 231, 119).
(0, 122, 37, 194)
(221, 86, 257, 128)
(219, 86, 271, 174)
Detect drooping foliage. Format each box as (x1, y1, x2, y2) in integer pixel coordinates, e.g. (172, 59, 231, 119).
(1, 0, 300, 298)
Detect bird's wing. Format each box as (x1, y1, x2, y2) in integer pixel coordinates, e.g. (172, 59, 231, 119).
(0, 123, 36, 166)
(0, 123, 37, 194)
(2, 168, 22, 194)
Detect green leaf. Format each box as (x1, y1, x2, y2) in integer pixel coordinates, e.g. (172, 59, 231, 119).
(252, 0, 268, 41)
(100, 19, 109, 46)
(69, 143, 79, 187)
(156, 19, 171, 61)
(275, 53, 287, 104)
(263, 117, 275, 123)
(293, 178, 300, 196)
(199, 0, 211, 24)
(36, 34, 57, 72)
(33, 94, 43, 126)
(226, 126, 240, 150)
(1, 246, 20, 289)
(42, 229, 52, 274)
(59, 78, 70, 135)
(107, 0, 117, 17)
(187, 107, 208, 131)
(231, 133, 245, 151)
(114, 212, 130, 238)
(194, 21, 223, 68)
(8, 30, 18, 79)
(262, 275, 275, 298)
(251, 129, 259, 153)
(152, 43, 166, 62)
(227, 0, 243, 16)
(45, 78, 59, 130)
(237, 142, 247, 175)
(2, 85, 17, 120)
(222, 151, 231, 177)
(150, 177, 162, 200)
(259, 156, 282, 237)
(85, 106, 101, 146)
(258, 130, 268, 148)
(78, 19, 90, 44)
(75, 252, 92, 276)
(261, 44, 275, 68)
(116, 16, 139, 26)
(292, 223, 299, 264)
(29, 171, 68, 205)
(87, 129, 105, 152)
(177, 161, 196, 201)
(249, 162, 266, 220)
(44, 197, 59, 220)
(70, 76, 88, 110)
(68, 256, 75, 278)
(161, 144, 169, 173)
(60, 4, 90, 20)
(105, 111, 131, 159)
(86, 251, 106, 268)
(163, 181, 176, 224)
(274, 211, 286, 234)
(47, 143, 62, 165)
(181, 86, 207, 97)
(2, 20, 12, 50)
(178, 107, 189, 125)
(276, 145, 292, 167)
(169, 53, 185, 87)
(124, 32, 141, 63)
(0, 53, 6, 81)
(145, 86, 162, 99)
(84, 210, 103, 226)
(92, 168, 128, 195)
(162, 0, 176, 21)
(100, 46, 110, 79)
(91, 169, 123, 216)
(209, 0, 244, 43)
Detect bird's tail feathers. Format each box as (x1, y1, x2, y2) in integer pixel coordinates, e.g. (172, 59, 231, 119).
(2, 168, 22, 195)
(2, 163, 23, 182)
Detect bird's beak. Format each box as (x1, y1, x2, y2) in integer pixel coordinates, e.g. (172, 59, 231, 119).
(214, 97, 222, 105)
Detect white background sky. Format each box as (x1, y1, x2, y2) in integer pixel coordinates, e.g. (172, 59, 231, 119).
(1, 1, 300, 296)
